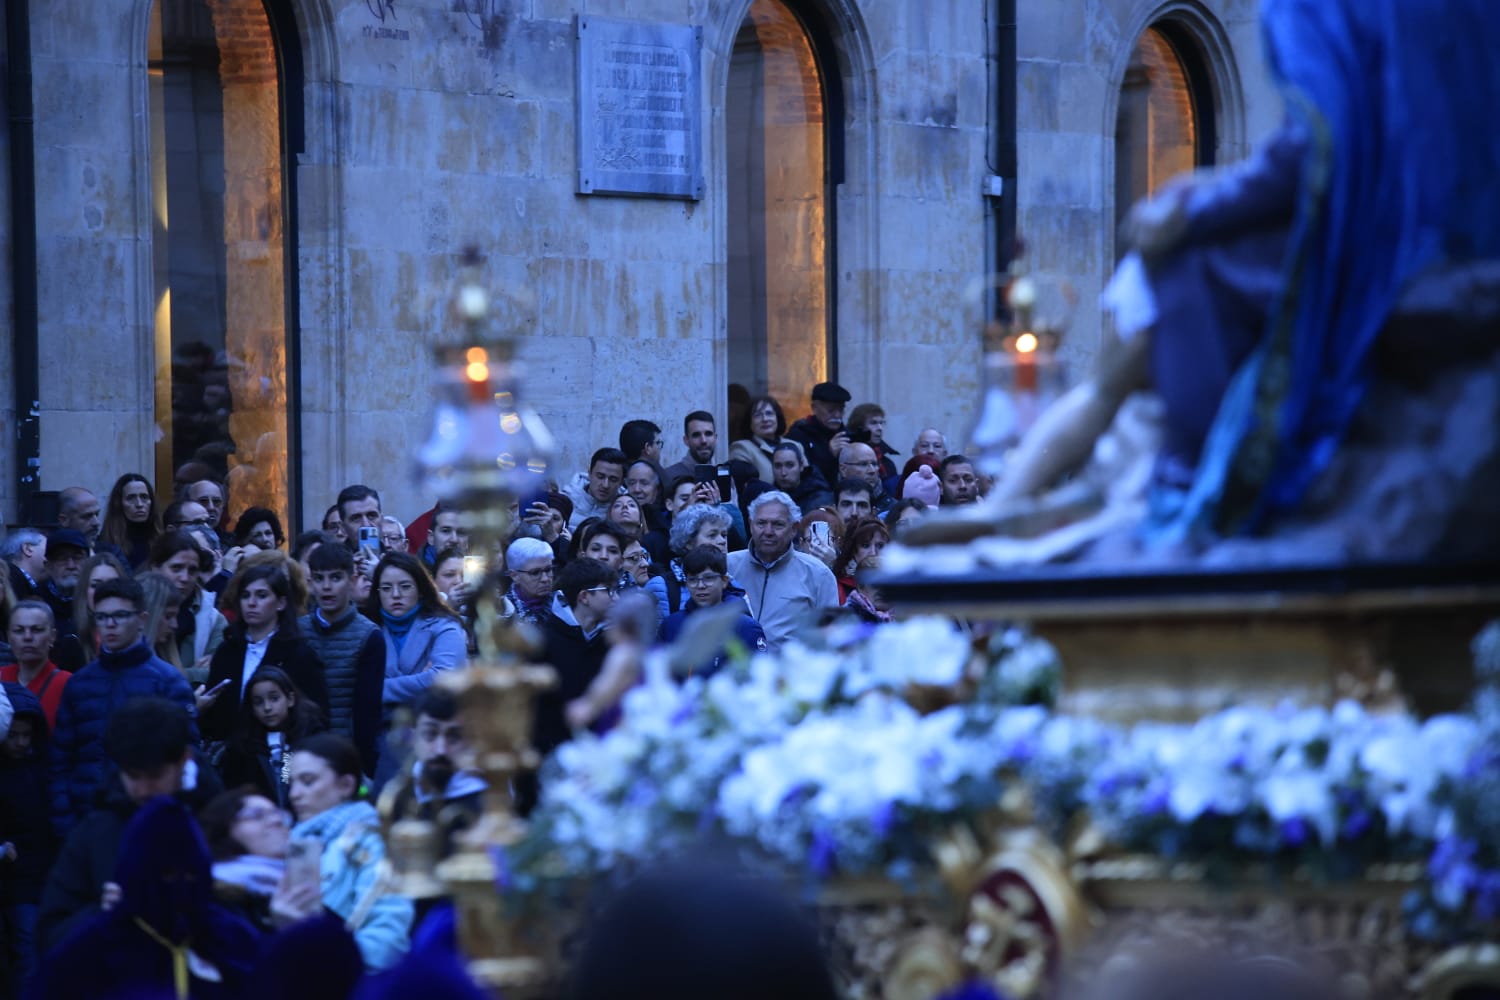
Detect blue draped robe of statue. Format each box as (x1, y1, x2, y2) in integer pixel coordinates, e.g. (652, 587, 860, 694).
(1154, 0, 1500, 543)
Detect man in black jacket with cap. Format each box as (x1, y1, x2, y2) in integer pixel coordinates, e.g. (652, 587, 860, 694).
(785, 382, 852, 486)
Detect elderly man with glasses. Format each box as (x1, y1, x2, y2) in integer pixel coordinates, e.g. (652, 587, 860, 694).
(836, 442, 897, 517)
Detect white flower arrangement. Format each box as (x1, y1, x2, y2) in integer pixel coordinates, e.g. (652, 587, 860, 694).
(514, 615, 1491, 940)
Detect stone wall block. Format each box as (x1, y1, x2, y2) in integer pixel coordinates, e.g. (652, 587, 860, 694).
(460, 98, 541, 178)
(33, 59, 131, 160)
(341, 165, 430, 251)
(29, 0, 133, 62)
(1054, 62, 1110, 135)
(1017, 59, 1061, 132)
(35, 235, 133, 335)
(1018, 0, 1089, 65)
(1020, 204, 1105, 277)
(38, 320, 127, 412)
(1017, 131, 1104, 209)
(876, 196, 935, 272)
(527, 255, 608, 339)
(41, 405, 152, 497)
(340, 86, 440, 172)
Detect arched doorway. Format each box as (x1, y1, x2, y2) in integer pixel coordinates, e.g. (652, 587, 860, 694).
(149, 0, 297, 529)
(726, 0, 838, 416)
(1114, 22, 1216, 241)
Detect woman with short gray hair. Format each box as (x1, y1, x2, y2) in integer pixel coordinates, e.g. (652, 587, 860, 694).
(666, 504, 734, 612)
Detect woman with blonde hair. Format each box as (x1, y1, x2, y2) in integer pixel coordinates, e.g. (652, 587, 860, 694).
(135, 570, 185, 670)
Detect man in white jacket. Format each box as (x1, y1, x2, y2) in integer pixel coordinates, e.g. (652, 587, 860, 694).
(726, 492, 837, 653)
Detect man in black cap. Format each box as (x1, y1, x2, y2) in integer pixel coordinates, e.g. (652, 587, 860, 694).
(785, 382, 851, 486)
(42, 530, 90, 645)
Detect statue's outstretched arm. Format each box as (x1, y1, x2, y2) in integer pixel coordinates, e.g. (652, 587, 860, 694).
(990, 328, 1151, 504)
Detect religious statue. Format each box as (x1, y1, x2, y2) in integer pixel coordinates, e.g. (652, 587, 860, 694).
(910, 0, 1500, 568)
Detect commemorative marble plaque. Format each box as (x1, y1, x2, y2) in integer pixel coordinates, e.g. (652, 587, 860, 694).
(576, 17, 704, 200)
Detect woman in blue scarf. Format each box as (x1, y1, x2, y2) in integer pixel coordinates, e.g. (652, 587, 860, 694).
(365, 552, 467, 713)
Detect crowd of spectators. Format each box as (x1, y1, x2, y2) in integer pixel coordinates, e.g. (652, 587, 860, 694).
(0, 382, 985, 996)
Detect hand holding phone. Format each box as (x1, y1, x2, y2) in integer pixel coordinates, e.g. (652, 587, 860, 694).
(193, 678, 232, 713)
(284, 837, 322, 890)
(357, 525, 381, 556)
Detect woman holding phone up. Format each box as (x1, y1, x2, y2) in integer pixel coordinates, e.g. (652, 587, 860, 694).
(251, 734, 412, 968)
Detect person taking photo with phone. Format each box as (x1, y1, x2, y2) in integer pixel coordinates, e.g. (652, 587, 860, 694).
(281, 733, 412, 970)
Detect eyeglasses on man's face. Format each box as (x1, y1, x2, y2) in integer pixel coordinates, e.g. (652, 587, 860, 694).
(169, 517, 212, 529)
(685, 574, 725, 588)
(513, 567, 553, 578)
(95, 610, 142, 625)
(580, 585, 619, 596)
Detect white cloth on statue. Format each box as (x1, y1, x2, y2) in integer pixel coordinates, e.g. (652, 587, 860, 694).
(1101, 251, 1158, 341)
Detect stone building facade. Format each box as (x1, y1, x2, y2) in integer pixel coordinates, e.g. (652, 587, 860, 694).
(1, 0, 1278, 530)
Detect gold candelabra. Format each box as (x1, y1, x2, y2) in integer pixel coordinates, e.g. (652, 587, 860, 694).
(382, 248, 559, 993)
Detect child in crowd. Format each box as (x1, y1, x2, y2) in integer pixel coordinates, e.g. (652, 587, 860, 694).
(658, 546, 767, 678)
(220, 667, 324, 810)
(0, 683, 50, 992)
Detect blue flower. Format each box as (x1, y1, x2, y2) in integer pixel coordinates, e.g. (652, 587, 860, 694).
(936, 982, 1009, 1000)
(1474, 870, 1500, 921)
(1280, 818, 1310, 848)
(809, 828, 838, 879)
(489, 845, 514, 893)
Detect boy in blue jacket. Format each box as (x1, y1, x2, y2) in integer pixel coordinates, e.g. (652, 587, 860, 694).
(658, 546, 768, 678)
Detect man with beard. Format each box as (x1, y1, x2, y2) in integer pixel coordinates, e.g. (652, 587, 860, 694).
(660, 410, 721, 487)
(55, 489, 103, 551)
(396, 688, 485, 850)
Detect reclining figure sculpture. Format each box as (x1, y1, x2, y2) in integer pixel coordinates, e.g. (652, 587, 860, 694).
(921, 0, 1500, 567)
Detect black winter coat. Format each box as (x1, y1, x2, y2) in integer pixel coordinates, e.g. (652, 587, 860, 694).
(36, 754, 222, 953)
(0, 683, 51, 904)
(200, 628, 330, 742)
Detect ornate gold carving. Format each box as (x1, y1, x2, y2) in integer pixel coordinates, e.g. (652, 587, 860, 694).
(1412, 943, 1500, 1000)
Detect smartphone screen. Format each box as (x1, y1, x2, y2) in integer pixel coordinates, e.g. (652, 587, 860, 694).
(358, 525, 380, 555)
(285, 836, 322, 889)
(715, 464, 733, 504)
(693, 464, 716, 484)
(462, 555, 485, 587)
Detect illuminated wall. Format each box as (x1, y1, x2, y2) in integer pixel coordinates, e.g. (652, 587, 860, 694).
(726, 0, 829, 413)
(149, 0, 288, 525)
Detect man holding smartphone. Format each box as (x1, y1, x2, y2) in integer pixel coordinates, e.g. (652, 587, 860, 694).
(336, 484, 383, 577)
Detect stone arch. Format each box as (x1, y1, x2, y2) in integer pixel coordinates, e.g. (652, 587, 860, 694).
(1102, 0, 1246, 258)
(130, 0, 345, 528)
(707, 0, 880, 414)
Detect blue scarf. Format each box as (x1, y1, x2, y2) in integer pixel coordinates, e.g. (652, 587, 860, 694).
(1176, 0, 1500, 538)
(381, 606, 420, 655)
